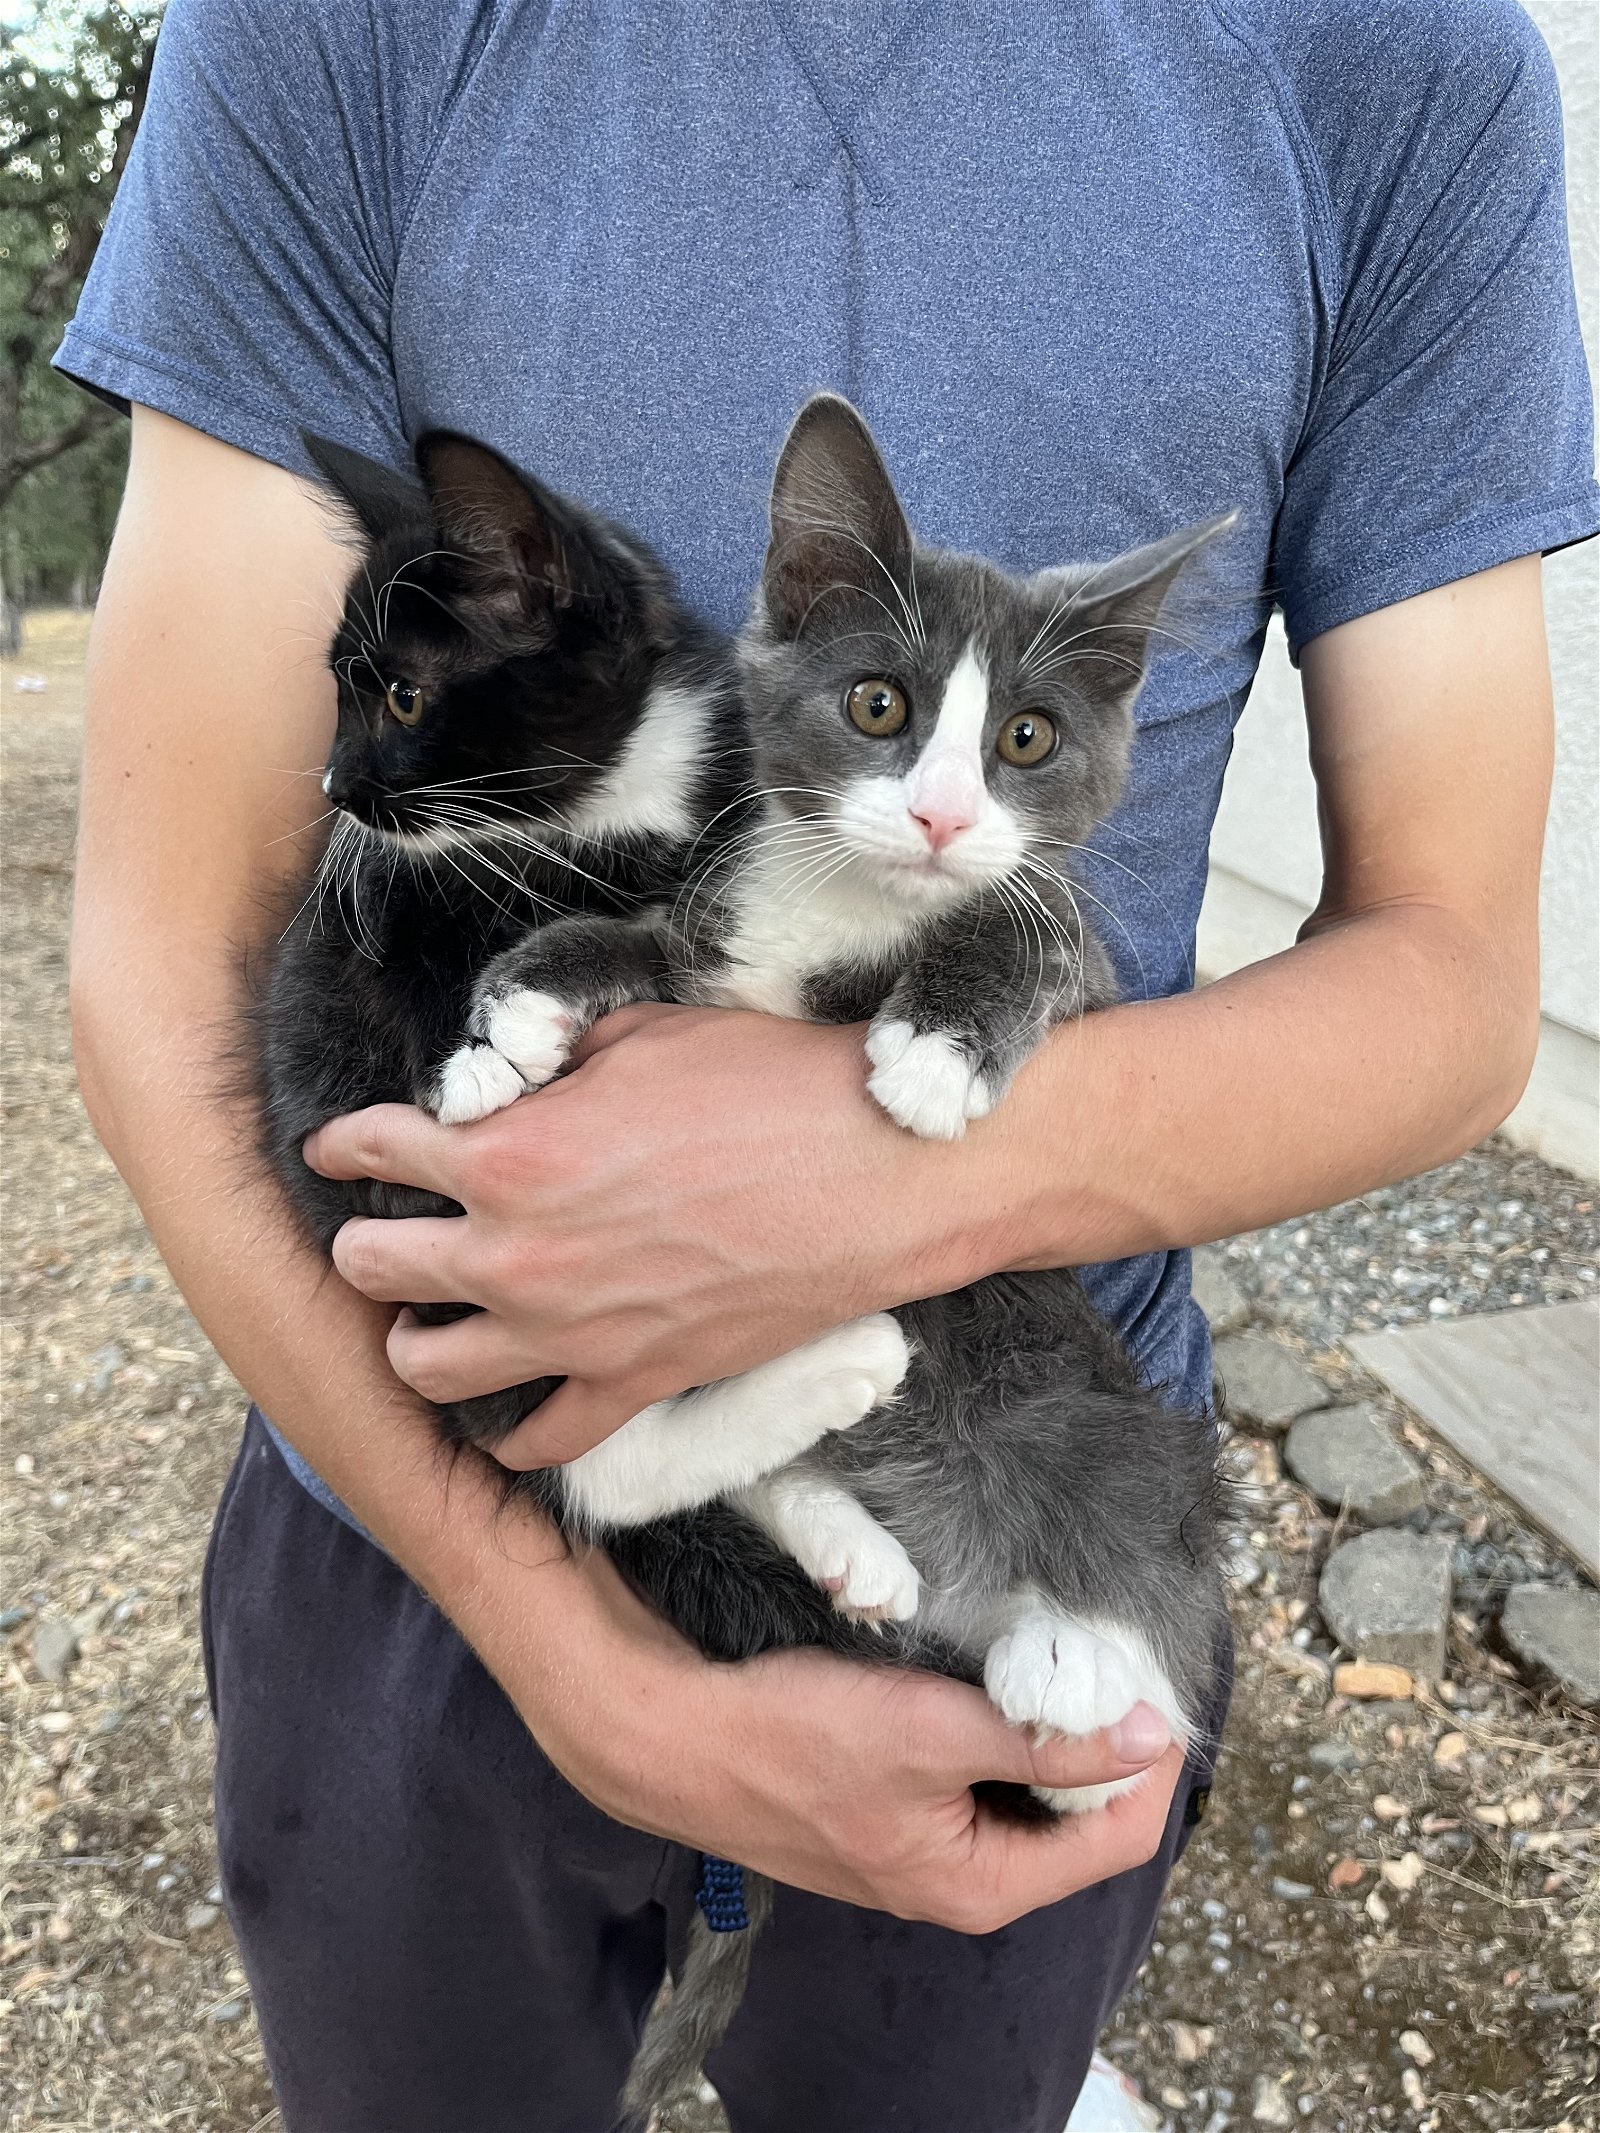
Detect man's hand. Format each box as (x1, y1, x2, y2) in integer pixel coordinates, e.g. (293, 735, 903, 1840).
(304, 1003, 1011, 1465)
(497, 1542, 1183, 1931)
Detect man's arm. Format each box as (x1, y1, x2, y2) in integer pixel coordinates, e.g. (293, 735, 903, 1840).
(310, 558, 1552, 1459)
(71, 406, 1182, 1935)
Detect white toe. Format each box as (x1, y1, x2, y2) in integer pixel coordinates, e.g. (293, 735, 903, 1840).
(432, 1044, 527, 1124)
(865, 1022, 987, 1140)
(482, 988, 575, 1088)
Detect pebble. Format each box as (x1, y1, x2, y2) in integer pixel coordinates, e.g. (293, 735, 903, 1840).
(1319, 1530, 1454, 1677)
(1213, 1335, 1333, 1433)
(1499, 1583, 1600, 1707)
(31, 1616, 79, 1684)
(207, 2000, 246, 2024)
(184, 1903, 220, 1934)
(1306, 1740, 1360, 1772)
(1398, 2029, 1435, 2067)
(0, 1604, 31, 1632)
(1251, 2075, 1294, 2125)
(1284, 1404, 1427, 1523)
(1333, 1659, 1415, 1700)
(1270, 1877, 1312, 1901)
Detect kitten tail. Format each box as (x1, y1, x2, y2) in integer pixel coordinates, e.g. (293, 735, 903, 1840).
(621, 1869, 774, 2125)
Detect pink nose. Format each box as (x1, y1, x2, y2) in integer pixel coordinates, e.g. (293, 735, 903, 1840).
(909, 805, 973, 853)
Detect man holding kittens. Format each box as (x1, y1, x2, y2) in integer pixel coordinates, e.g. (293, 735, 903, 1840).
(58, 1, 1596, 2127)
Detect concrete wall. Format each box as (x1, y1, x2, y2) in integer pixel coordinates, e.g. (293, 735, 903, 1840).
(1199, 0, 1599, 1177)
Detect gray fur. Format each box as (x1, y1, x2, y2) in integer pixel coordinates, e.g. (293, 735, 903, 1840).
(461, 397, 1234, 2115)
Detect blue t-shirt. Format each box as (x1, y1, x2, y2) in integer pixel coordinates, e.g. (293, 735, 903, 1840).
(60, 0, 1598, 1514)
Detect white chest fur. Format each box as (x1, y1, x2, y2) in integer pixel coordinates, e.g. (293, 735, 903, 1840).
(704, 826, 924, 1018)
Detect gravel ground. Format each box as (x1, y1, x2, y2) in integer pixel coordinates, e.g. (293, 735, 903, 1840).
(4, 610, 1596, 2133)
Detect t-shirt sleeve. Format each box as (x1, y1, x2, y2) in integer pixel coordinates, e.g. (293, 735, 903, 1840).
(1271, 0, 1600, 656)
(53, 0, 482, 476)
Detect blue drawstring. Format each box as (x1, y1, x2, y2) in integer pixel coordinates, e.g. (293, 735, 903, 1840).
(695, 1853, 750, 1932)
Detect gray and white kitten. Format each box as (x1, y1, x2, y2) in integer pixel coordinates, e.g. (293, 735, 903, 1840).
(433, 397, 1231, 2111)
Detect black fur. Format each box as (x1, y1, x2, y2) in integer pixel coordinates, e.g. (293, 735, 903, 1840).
(254, 428, 747, 1442)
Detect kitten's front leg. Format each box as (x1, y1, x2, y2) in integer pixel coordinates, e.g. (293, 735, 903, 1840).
(862, 937, 1059, 1142)
(428, 909, 670, 1124)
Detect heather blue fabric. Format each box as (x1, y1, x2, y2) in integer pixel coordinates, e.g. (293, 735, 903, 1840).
(60, 0, 1599, 1526)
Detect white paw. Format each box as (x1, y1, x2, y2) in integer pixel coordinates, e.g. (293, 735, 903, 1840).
(985, 1611, 1184, 1743)
(798, 1313, 912, 1430)
(821, 1522, 922, 1624)
(864, 1020, 992, 1140)
(432, 1043, 527, 1124)
(480, 989, 575, 1089)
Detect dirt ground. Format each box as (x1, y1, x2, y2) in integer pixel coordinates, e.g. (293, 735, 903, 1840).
(2, 610, 1596, 2133)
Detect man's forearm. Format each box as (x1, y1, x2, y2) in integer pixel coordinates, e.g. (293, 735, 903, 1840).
(979, 897, 1534, 1278)
(70, 950, 577, 1635)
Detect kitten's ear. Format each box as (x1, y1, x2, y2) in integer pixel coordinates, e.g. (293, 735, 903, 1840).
(1050, 511, 1237, 702)
(763, 394, 914, 640)
(302, 433, 426, 541)
(415, 431, 600, 632)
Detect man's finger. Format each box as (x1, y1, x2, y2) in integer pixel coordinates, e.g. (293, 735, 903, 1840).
(302, 1103, 469, 1196)
(922, 1674, 1173, 1793)
(968, 1745, 1182, 1925)
(330, 1216, 479, 1304)
(490, 1377, 644, 1468)
(386, 1309, 553, 1406)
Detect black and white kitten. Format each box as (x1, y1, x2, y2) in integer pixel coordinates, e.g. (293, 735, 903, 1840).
(256, 430, 741, 1350)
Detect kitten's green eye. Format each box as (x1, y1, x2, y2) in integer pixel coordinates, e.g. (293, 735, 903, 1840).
(385, 680, 425, 727)
(845, 677, 908, 738)
(996, 711, 1056, 767)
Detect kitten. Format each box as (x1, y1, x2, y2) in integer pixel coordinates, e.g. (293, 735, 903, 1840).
(256, 429, 745, 1414)
(435, 396, 1233, 2119)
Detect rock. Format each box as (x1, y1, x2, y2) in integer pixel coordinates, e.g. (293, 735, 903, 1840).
(1398, 2029, 1435, 2068)
(31, 1617, 79, 1684)
(1271, 1877, 1313, 1901)
(1333, 1659, 1414, 1699)
(1306, 1739, 1360, 1772)
(207, 1999, 246, 2024)
(1319, 1530, 1454, 1677)
(1284, 1404, 1426, 1523)
(1328, 1857, 1365, 1889)
(1193, 1249, 1250, 1333)
(184, 1903, 220, 1934)
(1500, 1583, 1600, 1707)
(1251, 2075, 1294, 2125)
(1380, 1852, 1425, 1891)
(1213, 1334, 1332, 1433)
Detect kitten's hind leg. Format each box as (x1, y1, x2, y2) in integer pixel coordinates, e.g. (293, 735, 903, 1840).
(983, 1593, 1188, 1813)
(736, 1468, 920, 1624)
(559, 1315, 911, 1528)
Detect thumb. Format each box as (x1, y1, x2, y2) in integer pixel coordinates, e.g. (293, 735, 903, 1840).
(490, 1377, 644, 1470)
(925, 1675, 1173, 1793)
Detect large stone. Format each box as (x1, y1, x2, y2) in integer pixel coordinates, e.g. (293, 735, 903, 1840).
(1213, 1333, 1333, 1433)
(1318, 1530, 1454, 1678)
(1192, 1248, 1250, 1334)
(1501, 1584, 1600, 1708)
(1284, 1403, 1427, 1523)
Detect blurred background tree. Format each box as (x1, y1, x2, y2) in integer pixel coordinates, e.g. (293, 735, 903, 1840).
(1, 2, 160, 638)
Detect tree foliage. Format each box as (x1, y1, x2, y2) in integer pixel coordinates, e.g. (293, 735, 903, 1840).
(1, 3, 161, 605)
